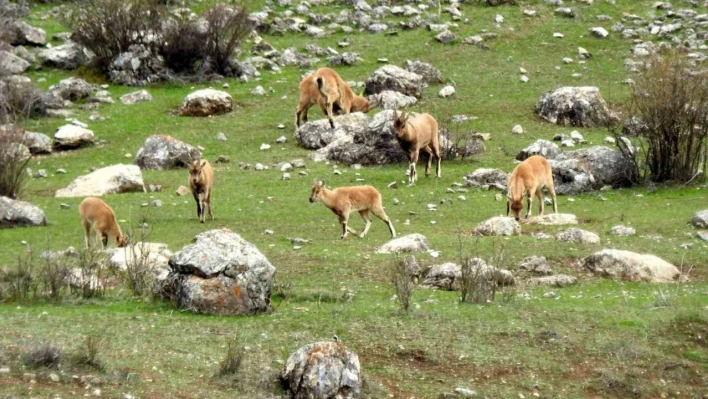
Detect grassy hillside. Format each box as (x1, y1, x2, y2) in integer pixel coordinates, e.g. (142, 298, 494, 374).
(1, 0, 707, 398)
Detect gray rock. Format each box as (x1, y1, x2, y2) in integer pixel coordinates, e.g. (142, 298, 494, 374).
(461, 138, 486, 158)
(590, 27, 609, 38)
(279, 48, 318, 68)
(366, 90, 417, 110)
(516, 139, 561, 161)
(55, 164, 146, 198)
(518, 256, 552, 275)
(108, 45, 166, 86)
(38, 41, 94, 70)
(159, 229, 276, 315)
(404, 60, 442, 84)
(281, 341, 360, 399)
(365, 65, 424, 98)
(367, 23, 388, 33)
(548, 146, 634, 194)
(610, 225, 636, 236)
(534, 87, 619, 128)
(582, 249, 680, 282)
(463, 168, 507, 189)
(377, 233, 429, 254)
(526, 275, 578, 288)
(555, 7, 576, 18)
(439, 85, 455, 98)
(473, 217, 521, 236)
(526, 213, 578, 225)
(697, 231, 708, 242)
(179, 89, 232, 117)
(555, 228, 600, 244)
(691, 210, 708, 228)
(0, 50, 31, 76)
(295, 112, 369, 150)
(135, 135, 201, 170)
(436, 30, 456, 44)
(422, 259, 515, 290)
(120, 90, 152, 105)
(328, 52, 361, 66)
(22, 131, 52, 154)
(0, 196, 47, 227)
(53, 124, 95, 150)
(50, 77, 96, 101)
(10, 21, 47, 46)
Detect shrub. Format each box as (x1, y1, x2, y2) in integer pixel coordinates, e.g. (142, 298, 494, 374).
(69, 249, 107, 299)
(124, 232, 155, 297)
(0, 124, 31, 199)
(0, 80, 47, 124)
(39, 256, 71, 301)
(73, 333, 105, 371)
(5, 251, 39, 300)
(459, 257, 498, 304)
(629, 50, 708, 183)
(390, 255, 416, 312)
(218, 335, 245, 377)
(24, 343, 62, 369)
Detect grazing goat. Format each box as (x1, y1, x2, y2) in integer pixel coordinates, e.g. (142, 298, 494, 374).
(295, 68, 374, 129)
(79, 197, 128, 249)
(309, 181, 396, 239)
(392, 110, 442, 184)
(189, 159, 214, 223)
(506, 155, 558, 221)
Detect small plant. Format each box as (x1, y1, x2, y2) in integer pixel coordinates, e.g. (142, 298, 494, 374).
(69, 249, 107, 299)
(123, 227, 155, 297)
(458, 237, 510, 304)
(272, 278, 293, 300)
(0, 124, 32, 199)
(439, 122, 484, 161)
(218, 335, 245, 377)
(5, 251, 39, 300)
(73, 333, 105, 371)
(39, 256, 71, 302)
(24, 343, 62, 369)
(390, 255, 416, 312)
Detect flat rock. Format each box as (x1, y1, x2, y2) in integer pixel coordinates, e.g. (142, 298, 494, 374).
(518, 256, 552, 275)
(0, 196, 47, 227)
(473, 217, 521, 236)
(691, 210, 708, 228)
(120, 90, 152, 105)
(610, 225, 636, 236)
(377, 233, 429, 254)
(422, 259, 514, 290)
(135, 135, 201, 170)
(179, 89, 232, 117)
(526, 213, 577, 225)
(22, 131, 52, 155)
(582, 249, 680, 282)
(526, 274, 578, 288)
(38, 41, 93, 70)
(0, 50, 30, 75)
(50, 77, 96, 101)
(106, 242, 172, 280)
(55, 164, 146, 198)
(534, 87, 619, 128)
(10, 21, 47, 46)
(53, 124, 95, 150)
(463, 168, 508, 189)
(365, 65, 424, 98)
(555, 228, 600, 244)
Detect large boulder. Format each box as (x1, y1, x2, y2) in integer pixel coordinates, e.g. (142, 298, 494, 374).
(295, 112, 370, 150)
(473, 217, 521, 236)
(365, 65, 424, 98)
(135, 135, 201, 170)
(22, 131, 52, 154)
(179, 89, 233, 117)
(516, 139, 561, 161)
(120, 90, 152, 105)
(50, 77, 96, 101)
(0, 50, 31, 76)
(549, 146, 634, 194)
(53, 124, 95, 150)
(280, 341, 361, 399)
(0, 196, 47, 227)
(463, 168, 508, 190)
(10, 21, 47, 46)
(534, 86, 619, 128)
(555, 228, 600, 244)
(403, 60, 442, 83)
(518, 256, 552, 275)
(55, 164, 146, 198)
(109, 45, 167, 86)
(158, 229, 276, 315)
(691, 210, 708, 228)
(38, 41, 94, 70)
(581, 249, 680, 282)
(377, 233, 429, 254)
(421, 259, 515, 290)
(366, 90, 417, 110)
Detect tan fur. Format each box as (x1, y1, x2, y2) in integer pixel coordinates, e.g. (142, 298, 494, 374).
(79, 197, 127, 249)
(189, 159, 214, 223)
(294, 68, 375, 129)
(309, 181, 396, 239)
(392, 111, 442, 184)
(506, 155, 558, 221)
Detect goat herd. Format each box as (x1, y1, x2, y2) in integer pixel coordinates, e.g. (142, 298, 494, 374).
(79, 67, 559, 247)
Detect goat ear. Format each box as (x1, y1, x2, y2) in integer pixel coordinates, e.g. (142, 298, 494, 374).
(321, 180, 326, 187)
(359, 88, 365, 97)
(200, 160, 207, 168)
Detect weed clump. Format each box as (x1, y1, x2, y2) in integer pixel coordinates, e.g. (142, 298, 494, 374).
(24, 344, 62, 369)
(390, 255, 417, 312)
(217, 335, 245, 377)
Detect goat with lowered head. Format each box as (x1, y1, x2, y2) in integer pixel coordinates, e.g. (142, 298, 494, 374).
(79, 197, 128, 249)
(188, 158, 214, 223)
(309, 180, 396, 239)
(392, 109, 442, 184)
(295, 68, 376, 129)
(506, 155, 558, 221)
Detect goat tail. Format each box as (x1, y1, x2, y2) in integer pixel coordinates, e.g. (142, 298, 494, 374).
(316, 76, 326, 97)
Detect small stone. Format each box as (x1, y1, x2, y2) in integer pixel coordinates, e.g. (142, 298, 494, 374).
(611, 225, 636, 236)
(260, 143, 271, 150)
(543, 291, 558, 298)
(276, 136, 287, 144)
(282, 173, 291, 180)
(393, 198, 400, 205)
(520, 75, 529, 83)
(60, 203, 70, 209)
(0, 367, 9, 374)
(264, 229, 274, 235)
(387, 181, 398, 189)
(590, 27, 609, 38)
(216, 132, 227, 141)
(152, 200, 163, 207)
(439, 85, 455, 98)
(495, 14, 504, 23)
(512, 125, 524, 134)
(49, 373, 60, 382)
(56, 168, 67, 174)
(34, 169, 47, 178)
(554, 32, 565, 38)
(333, 169, 341, 175)
(299, 171, 308, 176)
(215, 155, 230, 164)
(454, 387, 478, 397)
(495, 193, 503, 201)
(255, 163, 265, 170)
(603, 136, 616, 144)
(176, 186, 190, 196)
(563, 57, 573, 64)
(251, 86, 266, 96)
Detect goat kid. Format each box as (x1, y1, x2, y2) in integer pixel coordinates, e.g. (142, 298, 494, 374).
(392, 110, 442, 184)
(79, 197, 128, 249)
(189, 159, 214, 223)
(309, 181, 396, 239)
(506, 155, 558, 221)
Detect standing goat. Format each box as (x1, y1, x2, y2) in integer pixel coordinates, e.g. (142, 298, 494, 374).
(392, 110, 442, 184)
(79, 197, 128, 249)
(295, 68, 374, 129)
(506, 155, 558, 221)
(189, 159, 214, 223)
(309, 181, 396, 239)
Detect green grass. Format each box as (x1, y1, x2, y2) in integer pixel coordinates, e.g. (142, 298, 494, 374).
(1, 0, 708, 398)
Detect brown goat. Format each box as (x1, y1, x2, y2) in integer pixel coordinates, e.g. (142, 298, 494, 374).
(309, 181, 396, 239)
(506, 155, 558, 221)
(294, 68, 374, 129)
(79, 197, 128, 249)
(392, 110, 442, 184)
(189, 159, 214, 223)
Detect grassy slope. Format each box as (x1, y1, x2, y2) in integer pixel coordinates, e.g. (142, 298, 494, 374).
(1, 0, 707, 398)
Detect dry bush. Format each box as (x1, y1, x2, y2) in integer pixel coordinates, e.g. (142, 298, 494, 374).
(438, 122, 485, 161)
(72, 333, 105, 371)
(122, 227, 155, 297)
(0, 124, 31, 199)
(4, 252, 39, 300)
(69, 249, 107, 299)
(39, 256, 72, 301)
(218, 335, 245, 377)
(630, 50, 708, 183)
(159, 17, 205, 74)
(0, 80, 47, 124)
(24, 343, 62, 369)
(201, 4, 251, 76)
(458, 238, 510, 304)
(64, 0, 164, 70)
(390, 255, 416, 312)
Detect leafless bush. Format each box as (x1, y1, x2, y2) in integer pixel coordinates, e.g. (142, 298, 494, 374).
(201, 4, 251, 76)
(390, 255, 416, 312)
(218, 335, 245, 377)
(4, 251, 39, 300)
(39, 255, 72, 301)
(0, 124, 31, 199)
(159, 17, 205, 75)
(123, 228, 155, 297)
(439, 122, 485, 161)
(0, 80, 47, 124)
(630, 50, 708, 183)
(72, 333, 105, 371)
(24, 343, 62, 369)
(64, 0, 164, 70)
(458, 237, 510, 304)
(69, 249, 107, 299)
